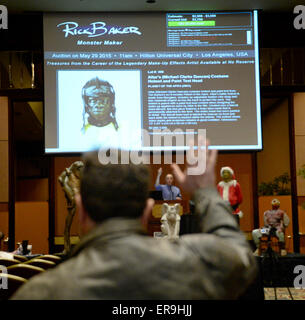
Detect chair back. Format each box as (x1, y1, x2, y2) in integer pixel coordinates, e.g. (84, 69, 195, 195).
(0, 258, 20, 267)
(37, 255, 61, 264)
(13, 255, 28, 262)
(0, 273, 27, 300)
(24, 258, 56, 270)
(7, 264, 45, 280)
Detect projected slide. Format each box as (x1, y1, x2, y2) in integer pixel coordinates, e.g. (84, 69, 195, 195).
(43, 11, 261, 153)
(57, 70, 142, 152)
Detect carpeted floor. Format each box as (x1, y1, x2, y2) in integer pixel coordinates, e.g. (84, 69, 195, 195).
(264, 288, 305, 300)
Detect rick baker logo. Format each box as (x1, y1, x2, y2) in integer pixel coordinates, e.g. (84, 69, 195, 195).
(0, 5, 8, 29)
(57, 21, 142, 38)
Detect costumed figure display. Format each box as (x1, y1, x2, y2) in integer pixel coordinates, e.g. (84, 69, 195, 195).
(252, 199, 290, 256)
(58, 161, 84, 254)
(160, 203, 181, 240)
(217, 166, 243, 223)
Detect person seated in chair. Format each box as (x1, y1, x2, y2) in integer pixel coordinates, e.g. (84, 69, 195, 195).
(252, 199, 290, 256)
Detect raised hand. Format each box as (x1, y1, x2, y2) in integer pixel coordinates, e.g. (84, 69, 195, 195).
(171, 139, 218, 194)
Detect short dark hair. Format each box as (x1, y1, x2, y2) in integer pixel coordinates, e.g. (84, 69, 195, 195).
(80, 150, 150, 223)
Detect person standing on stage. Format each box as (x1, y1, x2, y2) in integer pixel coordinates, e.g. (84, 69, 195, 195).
(155, 167, 182, 200)
(217, 166, 243, 224)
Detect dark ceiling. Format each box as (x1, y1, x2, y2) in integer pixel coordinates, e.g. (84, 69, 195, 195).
(0, 0, 302, 13)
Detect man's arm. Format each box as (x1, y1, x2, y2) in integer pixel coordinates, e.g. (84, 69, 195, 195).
(235, 182, 243, 204)
(263, 211, 269, 227)
(283, 212, 290, 228)
(182, 187, 257, 298)
(171, 139, 257, 299)
(155, 167, 162, 188)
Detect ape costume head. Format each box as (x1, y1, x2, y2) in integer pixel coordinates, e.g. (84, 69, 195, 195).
(271, 198, 281, 210)
(82, 77, 118, 131)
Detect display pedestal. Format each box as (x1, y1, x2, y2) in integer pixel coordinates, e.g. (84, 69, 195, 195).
(147, 200, 189, 237)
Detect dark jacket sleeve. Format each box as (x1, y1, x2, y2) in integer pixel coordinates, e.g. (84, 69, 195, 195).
(181, 187, 257, 299)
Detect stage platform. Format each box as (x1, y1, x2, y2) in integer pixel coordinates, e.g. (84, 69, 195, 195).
(258, 252, 305, 287)
(239, 253, 305, 300)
